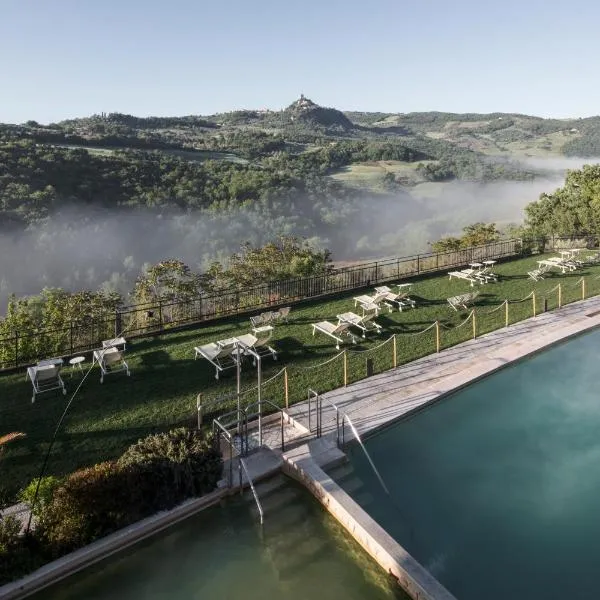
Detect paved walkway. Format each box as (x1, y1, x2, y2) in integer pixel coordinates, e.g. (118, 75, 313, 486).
(260, 295, 600, 452)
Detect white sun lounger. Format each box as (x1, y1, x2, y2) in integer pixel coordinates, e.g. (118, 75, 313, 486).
(374, 286, 416, 311)
(194, 339, 241, 380)
(353, 291, 392, 314)
(27, 359, 66, 403)
(447, 291, 479, 311)
(93, 347, 130, 384)
(236, 326, 278, 364)
(101, 337, 127, 351)
(448, 271, 478, 286)
(337, 311, 382, 338)
(312, 320, 357, 350)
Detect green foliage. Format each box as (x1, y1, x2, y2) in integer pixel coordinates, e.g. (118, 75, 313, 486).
(18, 476, 62, 518)
(133, 260, 201, 304)
(0, 515, 43, 585)
(430, 223, 501, 252)
(118, 427, 223, 509)
(38, 428, 222, 557)
(524, 165, 600, 236)
(0, 288, 121, 366)
(200, 235, 332, 292)
(38, 461, 131, 555)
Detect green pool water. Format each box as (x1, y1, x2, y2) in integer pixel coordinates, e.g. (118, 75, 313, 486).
(31, 476, 408, 600)
(338, 328, 600, 600)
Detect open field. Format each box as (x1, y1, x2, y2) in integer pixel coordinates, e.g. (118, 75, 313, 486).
(329, 160, 436, 190)
(2, 252, 600, 499)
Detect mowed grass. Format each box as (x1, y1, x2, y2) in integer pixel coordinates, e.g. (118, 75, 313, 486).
(2, 253, 600, 499)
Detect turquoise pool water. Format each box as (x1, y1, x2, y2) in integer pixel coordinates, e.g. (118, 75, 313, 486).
(340, 329, 600, 600)
(31, 477, 408, 600)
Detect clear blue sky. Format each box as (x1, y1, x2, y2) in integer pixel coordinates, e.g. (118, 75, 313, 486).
(2, 0, 600, 123)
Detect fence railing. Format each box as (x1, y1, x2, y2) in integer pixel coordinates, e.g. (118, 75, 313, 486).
(1, 235, 597, 371)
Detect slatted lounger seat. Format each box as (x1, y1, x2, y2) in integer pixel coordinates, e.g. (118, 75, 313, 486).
(447, 291, 479, 311)
(374, 286, 416, 311)
(194, 340, 240, 380)
(336, 311, 382, 338)
(311, 320, 357, 350)
(93, 347, 130, 384)
(448, 271, 478, 286)
(27, 359, 66, 403)
(236, 326, 278, 364)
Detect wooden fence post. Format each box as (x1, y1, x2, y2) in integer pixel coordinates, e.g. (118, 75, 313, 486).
(343, 351, 348, 387)
(558, 284, 562, 309)
(472, 310, 476, 339)
(505, 300, 509, 328)
(392, 334, 397, 368)
(435, 321, 440, 353)
(582, 278, 586, 300)
(532, 292, 536, 317)
(284, 367, 289, 409)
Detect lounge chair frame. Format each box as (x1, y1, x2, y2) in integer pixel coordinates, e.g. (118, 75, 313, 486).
(93, 347, 131, 384)
(27, 359, 66, 403)
(337, 311, 382, 338)
(194, 340, 241, 380)
(312, 321, 357, 350)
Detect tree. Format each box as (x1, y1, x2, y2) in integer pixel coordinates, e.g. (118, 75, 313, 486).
(133, 260, 201, 304)
(200, 235, 332, 292)
(524, 165, 600, 236)
(460, 223, 501, 247)
(430, 223, 500, 253)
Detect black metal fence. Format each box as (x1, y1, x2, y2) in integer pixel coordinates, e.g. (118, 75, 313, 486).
(1, 235, 597, 371)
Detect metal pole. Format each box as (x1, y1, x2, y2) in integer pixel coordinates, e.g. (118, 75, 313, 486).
(196, 393, 202, 430)
(257, 355, 262, 447)
(236, 342, 241, 434)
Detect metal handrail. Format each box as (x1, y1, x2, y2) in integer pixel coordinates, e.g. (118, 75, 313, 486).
(239, 457, 264, 525)
(244, 399, 287, 451)
(307, 388, 322, 437)
(212, 419, 236, 487)
(308, 388, 390, 497)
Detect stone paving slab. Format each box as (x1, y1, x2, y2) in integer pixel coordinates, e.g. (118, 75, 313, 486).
(263, 295, 600, 449)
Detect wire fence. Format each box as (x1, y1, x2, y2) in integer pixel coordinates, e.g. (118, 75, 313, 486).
(1, 234, 599, 371)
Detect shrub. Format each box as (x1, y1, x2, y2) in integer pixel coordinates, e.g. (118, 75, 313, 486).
(0, 516, 44, 585)
(118, 427, 223, 511)
(18, 476, 62, 517)
(39, 428, 222, 556)
(38, 462, 131, 556)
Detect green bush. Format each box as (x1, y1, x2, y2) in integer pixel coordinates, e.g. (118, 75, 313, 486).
(38, 428, 222, 557)
(118, 427, 223, 510)
(38, 462, 131, 556)
(0, 516, 44, 585)
(18, 476, 62, 518)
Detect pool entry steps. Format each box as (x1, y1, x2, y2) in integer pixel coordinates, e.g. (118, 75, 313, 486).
(8, 294, 600, 600)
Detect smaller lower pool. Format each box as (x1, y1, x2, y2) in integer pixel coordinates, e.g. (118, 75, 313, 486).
(30, 476, 408, 600)
(336, 328, 600, 600)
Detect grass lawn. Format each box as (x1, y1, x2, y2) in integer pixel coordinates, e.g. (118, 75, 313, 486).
(2, 252, 600, 500)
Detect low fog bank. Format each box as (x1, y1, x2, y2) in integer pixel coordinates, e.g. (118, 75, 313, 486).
(1, 157, 597, 311)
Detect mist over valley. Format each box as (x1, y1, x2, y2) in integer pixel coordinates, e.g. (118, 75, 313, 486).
(2, 99, 600, 311)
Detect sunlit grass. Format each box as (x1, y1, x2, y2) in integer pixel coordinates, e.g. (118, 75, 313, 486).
(1, 253, 599, 498)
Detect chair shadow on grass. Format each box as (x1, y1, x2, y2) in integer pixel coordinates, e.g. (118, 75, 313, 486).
(140, 349, 172, 369)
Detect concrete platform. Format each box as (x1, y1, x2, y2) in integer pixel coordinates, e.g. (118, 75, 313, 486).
(267, 295, 600, 447)
(271, 295, 600, 600)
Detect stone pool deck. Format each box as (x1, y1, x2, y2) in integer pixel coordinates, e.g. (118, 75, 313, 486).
(258, 294, 600, 449)
(260, 295, 600, 600)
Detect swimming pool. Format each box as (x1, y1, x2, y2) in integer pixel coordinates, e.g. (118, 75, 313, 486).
(334, 328, 600, 600)
(30, 475, 408, 600)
